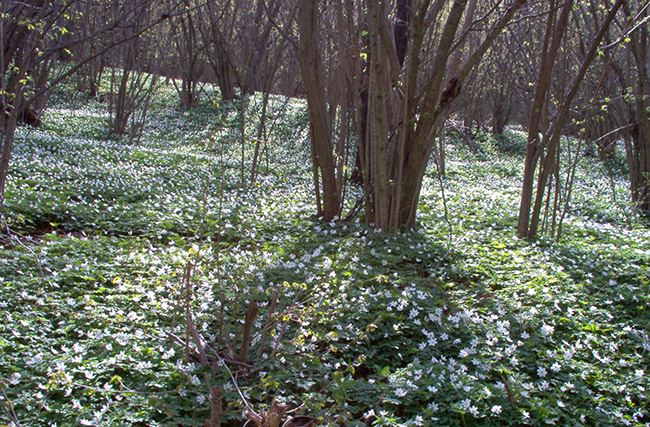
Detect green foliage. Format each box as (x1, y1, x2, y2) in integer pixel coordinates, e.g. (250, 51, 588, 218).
(1, 81, 649, 426)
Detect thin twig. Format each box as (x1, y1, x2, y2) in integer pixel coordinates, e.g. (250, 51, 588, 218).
(1, 386, 22, 427)
(214, 350, 261, 421)
(1, 215, 48, 285)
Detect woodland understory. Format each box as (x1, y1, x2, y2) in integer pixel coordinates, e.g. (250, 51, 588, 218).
(0, 80, 649, 426)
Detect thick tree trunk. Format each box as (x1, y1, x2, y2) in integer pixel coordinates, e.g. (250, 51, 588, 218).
(214, 42, 236, 101)
(113, 65, 131, 135)
(363, 0, 524, 231)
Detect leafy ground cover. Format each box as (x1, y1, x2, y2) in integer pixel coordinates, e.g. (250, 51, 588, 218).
(1, 82, 649, 426)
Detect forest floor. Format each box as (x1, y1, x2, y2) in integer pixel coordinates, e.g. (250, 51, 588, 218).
(1, 81, 649, 426)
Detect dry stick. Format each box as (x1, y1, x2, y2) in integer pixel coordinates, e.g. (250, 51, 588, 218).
(253, 293, 320, 361)
(217, 349, 261, 422)
(182, 259, 195, 361)
(171, 300, 263, 422)
(257, 289, 278, 361)
(167, 332, 255, 369)
(431, 133, 454, 254)
(271, 288, 306, 359)
(551, 146, 562, 236)
(186, 307, 210, 366)
(72, 379, 204, 397)
(281, 415, 318, 427)
(238, 301, 260, 362)
(178, 137, 227, 423)
(540, 150, 555, 235)
(556, 136, 583, 240)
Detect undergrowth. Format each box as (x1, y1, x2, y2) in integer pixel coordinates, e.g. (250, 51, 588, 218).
(1, 82, 648, 426)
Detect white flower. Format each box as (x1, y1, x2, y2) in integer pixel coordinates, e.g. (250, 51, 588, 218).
(395, 388, 407, 397)
(560, 382, 574, 392)
(550, 362, 561, 372)
(541, 324, 554, 336)
(537, 366, 547, 377)
(8, 373, 21, 385)
(635, 370, 644, 379)
(162, 348, 175, 360)
(491, 405, 502, 415)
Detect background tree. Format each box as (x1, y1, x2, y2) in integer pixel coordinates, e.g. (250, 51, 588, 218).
(610, 1, 650, 212)
(195, 0, 237, 100)
(167, 0, 204, 108)
(1, 0, 75, 213)
(481, 33, 524, 136)
(1, 0, 186, 213)
(71, 0, 107, 98)
(516, 0, 624, 239)
(106, 1, 165, 135)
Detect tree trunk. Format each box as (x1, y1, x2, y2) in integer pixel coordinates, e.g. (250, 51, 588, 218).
(297, 0, 525, 231)
(214, 41, 236, 101)
(520, 0, 624, 238)
(296, 0, 341, 221)
(0, 107, 19, 216)
(625, 2, 650, 211)
(173, 11, 202, 108)
(517, 0, 571, 238)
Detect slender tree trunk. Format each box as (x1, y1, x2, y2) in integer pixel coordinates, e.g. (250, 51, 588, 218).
(296, 0, 341, 221)
(625, 2, 650, 211)
(240, 94, 247, 186)
(517, 0, 570, 238)
(0, 107, 19, 216)
(526, 0, 623, 237)
(250, 90, 269, 185)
